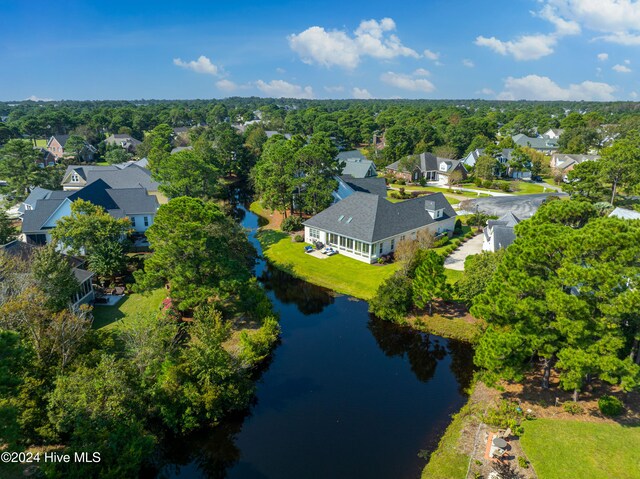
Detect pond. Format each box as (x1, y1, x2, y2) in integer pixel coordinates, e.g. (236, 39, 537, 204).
(157, 198, 474, 479)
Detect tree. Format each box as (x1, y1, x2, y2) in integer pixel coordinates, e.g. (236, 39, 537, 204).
(475, 154, 498, 180)
(139, 123, 173, 170)
(153, 148, 221, 199)
(294, 142, 339, 214)
(0, 139, 40, 200)
(456, 250, 505, 305)
(63, 135, 87, 161)
(369, 275, 414, 323)
(87, 239, 126, 286)
(508, 147, 532, 177)
(0, 210, 16, 244)
(412, 251, 450, 315)
(31, 244, 80, 312)
(599, 138, 640, 204)
(51, 199, 131, 255)
(133, 197, 256, 310)
(394, 239, 419, 274)
(104, 147, 132, 165)
(251, 137, 298, 217)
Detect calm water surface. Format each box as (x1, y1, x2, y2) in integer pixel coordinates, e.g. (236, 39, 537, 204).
(158, 199, 474, 479)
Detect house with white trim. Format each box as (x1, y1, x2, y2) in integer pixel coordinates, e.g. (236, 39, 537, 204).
(303, 192, 456, 263)
(482, 212, 521, 252)
(385, 152, 467, 185)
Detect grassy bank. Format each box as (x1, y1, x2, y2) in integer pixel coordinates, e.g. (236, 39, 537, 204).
(92, 287, 166, 330)
(521, 419, 640, 479)
(409, 313, 484, 343)
(257, 230, 400, 300)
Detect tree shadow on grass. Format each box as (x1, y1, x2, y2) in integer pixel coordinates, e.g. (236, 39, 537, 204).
(255, 230, 288, 250)
(91, 296, 129, 329)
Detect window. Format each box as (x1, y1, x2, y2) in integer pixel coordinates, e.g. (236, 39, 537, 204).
(131, 216, 136, 227)
(71, 173, 79, 182)
(144, 216, 149, 227)
(362, 243, 370, 255)
(346, 238, 353, 250)
(329, 233, 338, 245)
(391, 239, 395, 250)
(379, 242, 383, 255)
(309, 228, 320, 240)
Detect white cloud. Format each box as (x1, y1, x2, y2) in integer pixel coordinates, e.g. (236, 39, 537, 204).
(380, 71, 435, 92)
(497, 74, 615, 101)
(255, 80, 314, 98)
(276, 67, 286, 74)
(630, 91, 638, 99)
(475, 34, 558, 60)
(597, 52, 609, 61)
(324, 85, 345, 92)
(288, 18, 419, 69)
(477, 88, 495, 96)
(173, 55, 220, 76)
(413, 68, 431, 76)
(352, 87, 373, 99)
(216, 79, 238, 92)
(536, 4, 581, 35)
(625, 59, 631, 64)
(613, 63, 632, 72)
(25, 95, 53, 102)
(462, 59, 475, 67)
(423, 49, 440, 60)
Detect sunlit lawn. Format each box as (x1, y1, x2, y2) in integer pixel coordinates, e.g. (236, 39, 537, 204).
(520, 419, 640, 479)
(92, 288, 166, 330)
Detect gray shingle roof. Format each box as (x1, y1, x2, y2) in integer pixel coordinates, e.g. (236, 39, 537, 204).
(552, 154, 599, 171)
(339, 157, 375, 178)
(386, 152, 465, 175)
(512, 134, 558, 150)
(106, 188, 159, 215)
(21, 199, 66, 234)
(491, 225, 517, 250)
(487, 212, 521, 228)
(340, 176, 388, 197)
(304, 192, 456, 243)
(609, 207, 640, 220)
(63, 164, 159, 191)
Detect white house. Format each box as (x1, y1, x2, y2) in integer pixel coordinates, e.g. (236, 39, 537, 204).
(385, 152, 468, 186)
(482, 212, 521, 252)
(303, 192, 457, 263)
(542, 128, 564, 140)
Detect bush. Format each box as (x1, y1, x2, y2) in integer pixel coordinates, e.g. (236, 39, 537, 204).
(482, 179, 493, 189)
(419, 178, 427, 187)
(454, 219, 462, 232)
(293, 234, 303, 242)
(239, 316, 281, 367)
(598, 395, 624, 416)
(518, 456, 529, 469)
(433, 236, 450, 248)
(281, 215, 303, 232)
(389, 191, 400, 199)
(368, 275, 413, 322)
(396, 179, 406, 185)
(474, 177, 484, 187)
(563, 402, 584, 415)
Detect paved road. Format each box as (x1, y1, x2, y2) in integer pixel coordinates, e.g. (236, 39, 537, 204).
(462, 193, 566, 219)
(444, 233, 484, 271)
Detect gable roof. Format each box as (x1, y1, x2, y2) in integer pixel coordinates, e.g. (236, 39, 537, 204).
(339, 157, 376, 178)
(386, 152, 465, 175)
(512, 134, 558, 150)
(552, 153, 600, 170)
(487, 212, 521, 228)
(339, 175, 388, 197)
(609, 207, 640, 220)
(48, 134, 70, 148)
(304, 192, 455, 243)
(62, 164, 159, 191)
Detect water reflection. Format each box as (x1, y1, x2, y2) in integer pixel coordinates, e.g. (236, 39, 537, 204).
(259, 264, 334, 315)
(367, 317, 447, 383)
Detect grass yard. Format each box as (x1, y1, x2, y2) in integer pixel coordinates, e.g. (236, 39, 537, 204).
(257, 230, 400, 300)
(33, 138, 47, 147)
(389, 183, 491, 199)
(512, 181, 549, 195)
(520, 419, 640, 479)
(92, 287, 166, 330)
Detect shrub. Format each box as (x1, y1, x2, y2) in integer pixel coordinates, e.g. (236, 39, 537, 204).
(482, 179, 493, 189)
(474, 177, 484, 187)
(377, 256, 387, 264)
(368, 275, 413, 322)
(389, 191, 400, 199)
(396, 179, 406, 185)
(239, 316, 281, 367)
(281, 215, 303, 232)
(419, 177, 427, 187)
(454, 219, 462, 232)
(598, 395, 624, 416)
(433, 236, 450, 248)
(293, 234, 303, 242)
(518, 456, 529, 469)
(563, 402, 584, 415)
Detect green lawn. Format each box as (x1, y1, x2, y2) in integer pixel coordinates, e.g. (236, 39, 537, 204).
(92, 288, 166, 330)
(512, 181, 549, 194)
(33, 139, 47, 147)
(94, 160, 110, 166)
(520, 419, 640, 479)
(389, 183, 490, 198)
(257, 230, 400, 300)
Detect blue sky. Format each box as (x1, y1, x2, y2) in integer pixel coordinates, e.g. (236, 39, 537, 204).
(1, 0, 639, 101)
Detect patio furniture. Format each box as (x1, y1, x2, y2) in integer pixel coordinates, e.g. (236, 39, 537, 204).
(304, 246, 314, 253)
(114, 286, 125, 295)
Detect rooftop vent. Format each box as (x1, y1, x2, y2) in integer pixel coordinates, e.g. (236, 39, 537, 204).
(346, 217, 353, 223)
(338, 215, 344, 222)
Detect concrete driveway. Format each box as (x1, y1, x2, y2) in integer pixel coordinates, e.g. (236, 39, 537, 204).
(462, 193, 566, 219)
(444, 233, 484, 271)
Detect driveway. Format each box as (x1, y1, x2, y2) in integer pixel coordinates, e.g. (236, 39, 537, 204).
(444, 233, 484, 271)
(462, 193, 566, 219)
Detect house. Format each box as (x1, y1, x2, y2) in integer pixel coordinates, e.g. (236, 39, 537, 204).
(61, 164, 159, 193)
(337, 150, 377, 178)
(36, 147, 57, 167)
(482, 212, 521, 252)
(265, 130, 292, 140)
(542, 128, 564, 140)
(21, 178, 159, 245)
(104, 134, 142, 153)
(609, 207, 640, 220)
(512, 134, 558, 154)
(463, 148, 533, 179)
(46, 135, 97, 161)
(385, 152, 467, 185)
(550, 153, 599, 178)
(332, 175, 388, 202)
(1, 240, 95, 308)
(303, 192, 456, 263)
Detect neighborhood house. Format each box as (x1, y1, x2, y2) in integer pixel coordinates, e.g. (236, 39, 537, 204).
(385, 152, 467, 185)
(303, 191, 457, 263)
(482, 212, 521, 252)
